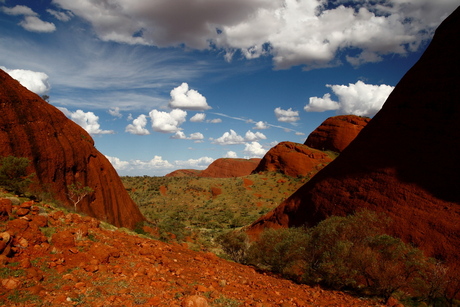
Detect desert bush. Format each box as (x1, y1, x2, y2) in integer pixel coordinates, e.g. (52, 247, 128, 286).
(302, 210, 391, 290)
(217, 230, 250, 263)
(0, 156, 35, 195)
(246, 227, 310, 277)
(245, 210, 451, 303)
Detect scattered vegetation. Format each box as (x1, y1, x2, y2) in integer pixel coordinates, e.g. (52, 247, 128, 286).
(121, 172, 306, 249)
(219, 210, 460, 305)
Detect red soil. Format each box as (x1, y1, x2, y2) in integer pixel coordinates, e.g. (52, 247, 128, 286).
(0, 197, 384, 307)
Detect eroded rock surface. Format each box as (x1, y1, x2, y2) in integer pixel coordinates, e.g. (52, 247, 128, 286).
(305, 115, 370, 153)
(253, 142, 333, 177)
(0, 70, 144, 229)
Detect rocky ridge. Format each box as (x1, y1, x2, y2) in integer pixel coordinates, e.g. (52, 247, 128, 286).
(0, 69, 144, 229)
(167, 158, 261, 178)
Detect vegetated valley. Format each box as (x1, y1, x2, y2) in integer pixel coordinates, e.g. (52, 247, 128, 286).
(120, 172, 306, 251)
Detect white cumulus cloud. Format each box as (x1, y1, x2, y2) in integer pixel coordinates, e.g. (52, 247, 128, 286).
(106, 155, 175, 175)
(212, 129, 245, 145)
(274, 107, 300, 123)
(1, 66, 51, 95)
(2, 5, 56, 33)
(190, 113, 206, 122)
(168, 82, 211, 111)
(207, 118, 222, 124)
(305, 80, 394, 117)
(212, 129, 266, 145)
(59, 108, 114, 135)
(253, 121, 269, 130)
(244, 130, 267, 142)
(244, 142, 267, 158)
(149, 109, 187, 133)
(171, 131, 204, 141)
(108, 107, 122, 118)
(105, 155, 130, 170)
(51, 0, 458, 69)
(125, 114, 150, 135)
(174, 156, 214, 168)
(19, 16, 56, 32)
(224, 151, 238, 158)
(1, 5, 37, 16)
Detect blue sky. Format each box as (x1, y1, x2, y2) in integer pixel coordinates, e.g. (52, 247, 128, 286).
(1, 0, 458, 176)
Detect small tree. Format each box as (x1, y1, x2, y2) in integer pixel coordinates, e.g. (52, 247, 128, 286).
(67, 182, 93, 211)
(0, 156, 35, 195)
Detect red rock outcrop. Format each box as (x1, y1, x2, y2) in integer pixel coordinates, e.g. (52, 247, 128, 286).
(165, 169, 201, 177)
(305, 115, 370, 152)
(0, 69, 144, 229)
(198, 158, 261, 178)
(252, 141, 333, 177)
(247, 6, 460, 267)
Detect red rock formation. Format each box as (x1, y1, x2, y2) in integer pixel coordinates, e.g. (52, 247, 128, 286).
(253, 142, 332, 177)
(247, 7, 460, 267)
(198, 158, 261, 178)
(165, 169, 202, 177)
(305, 115, 370, 153)
(0, 69, 144, 229)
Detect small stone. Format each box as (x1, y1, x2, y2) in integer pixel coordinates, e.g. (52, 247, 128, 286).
(20, 201, 34, 209)
(69, 247, 79, 254)
(28, 285, 45, 295)
(16, 208, 30, 216)
(20, 257, 31, 268)
(74, 282, 86, 289)
(182, 295, 209, 307)
(195, 285, 208, 292)
(1, 278, 21, 290)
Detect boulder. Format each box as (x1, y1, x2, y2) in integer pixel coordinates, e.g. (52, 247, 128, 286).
(0, 70, 144, 229)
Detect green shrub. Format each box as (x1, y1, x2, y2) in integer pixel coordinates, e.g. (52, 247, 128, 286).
(0, 156, 35, 195)
(246, 227, 309, 277)
(217, 231, 250, 263)
(245, 210, 451, 303)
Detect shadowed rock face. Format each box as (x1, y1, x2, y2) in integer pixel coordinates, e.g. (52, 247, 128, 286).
(247, 7, 460, 266)
(199, 158, 261, 178)
(0, 70, 144, 229)
(252, 142, 332, 177)
(305, 115, 370, 153)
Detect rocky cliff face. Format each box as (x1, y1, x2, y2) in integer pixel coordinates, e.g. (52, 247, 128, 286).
(247, 7, 460, 267)
(252, 142, 332, 177)
(305, 115, 370, 153)
(0, 70, 144, 229)
(198, 158, 261, 178)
